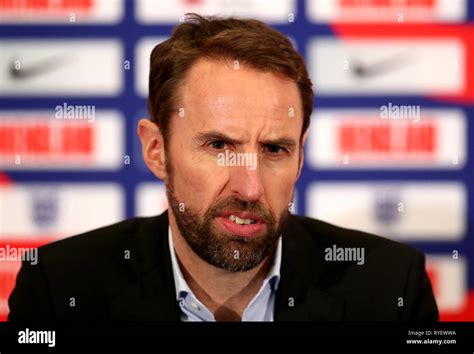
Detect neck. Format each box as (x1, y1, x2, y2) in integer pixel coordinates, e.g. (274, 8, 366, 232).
(169, 211, 274, 321)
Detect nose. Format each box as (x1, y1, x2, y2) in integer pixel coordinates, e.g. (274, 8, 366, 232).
(228, 163, 264, 203)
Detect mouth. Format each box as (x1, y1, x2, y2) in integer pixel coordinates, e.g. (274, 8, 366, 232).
(217, 211, 267, 238)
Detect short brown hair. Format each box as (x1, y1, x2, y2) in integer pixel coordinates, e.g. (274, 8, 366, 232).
(148, 13, 313, 143)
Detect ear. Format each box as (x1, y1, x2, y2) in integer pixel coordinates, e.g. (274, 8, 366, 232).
(296, 129, 309, 180)
(137, 119, 168, 180)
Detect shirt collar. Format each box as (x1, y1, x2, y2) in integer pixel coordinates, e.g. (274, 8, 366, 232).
(168, 226, 192, 300)
(168, 226, 282, 301)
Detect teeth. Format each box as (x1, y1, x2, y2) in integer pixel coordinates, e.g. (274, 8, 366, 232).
(227, 215, 256, 225)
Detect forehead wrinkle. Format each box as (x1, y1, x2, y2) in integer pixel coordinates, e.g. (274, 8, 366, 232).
(205, 96, 296, 123)
(177, 58, 303, 136)
(181, 60, 300, 111)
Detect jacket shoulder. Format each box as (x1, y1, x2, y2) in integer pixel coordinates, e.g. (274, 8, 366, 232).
(38, 216, 155, 263)
(289, 214, 421, 258)
(285, 215, 438, 321)
(8, 215, 167, 321)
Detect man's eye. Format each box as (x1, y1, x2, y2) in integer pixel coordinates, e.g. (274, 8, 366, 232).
(264, 145, 286, 154)
(210, 140, 226, 150)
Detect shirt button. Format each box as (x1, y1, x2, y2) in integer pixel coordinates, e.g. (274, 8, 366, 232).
(191, 302, 200, 311)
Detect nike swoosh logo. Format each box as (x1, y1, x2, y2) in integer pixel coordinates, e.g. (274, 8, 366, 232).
(351, 53, 412, 79)
(9, 54, 71, 80)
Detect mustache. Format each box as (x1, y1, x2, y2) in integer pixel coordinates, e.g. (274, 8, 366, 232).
(206, 197, 274, 223)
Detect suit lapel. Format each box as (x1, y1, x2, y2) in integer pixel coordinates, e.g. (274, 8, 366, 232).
(107, 211, 180, 321)
(274, 216, 345, 321)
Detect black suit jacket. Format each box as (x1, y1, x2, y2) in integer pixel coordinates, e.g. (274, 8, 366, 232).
(8, 211, 438, 321)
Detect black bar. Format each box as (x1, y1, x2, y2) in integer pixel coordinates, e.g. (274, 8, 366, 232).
(0, 322, 473, 353)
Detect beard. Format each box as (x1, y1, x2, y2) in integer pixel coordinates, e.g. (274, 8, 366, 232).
(166, 175, 290, 272)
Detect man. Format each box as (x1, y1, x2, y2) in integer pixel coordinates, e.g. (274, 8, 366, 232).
(8, 14, 438, 322)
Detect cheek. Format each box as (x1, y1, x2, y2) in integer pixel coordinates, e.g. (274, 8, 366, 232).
(170, 148, 227, 205)
(260, 160, 299, 212)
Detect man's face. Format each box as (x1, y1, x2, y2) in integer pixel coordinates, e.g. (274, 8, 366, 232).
(163, 58, 305, 272)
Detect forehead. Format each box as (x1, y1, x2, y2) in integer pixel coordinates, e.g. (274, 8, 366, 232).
(176, 58, 303, 132)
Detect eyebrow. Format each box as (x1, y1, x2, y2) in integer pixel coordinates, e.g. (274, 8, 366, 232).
(194, 131, 297, 149)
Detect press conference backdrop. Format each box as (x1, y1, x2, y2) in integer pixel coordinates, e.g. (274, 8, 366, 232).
(0, 0, 473, 321)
